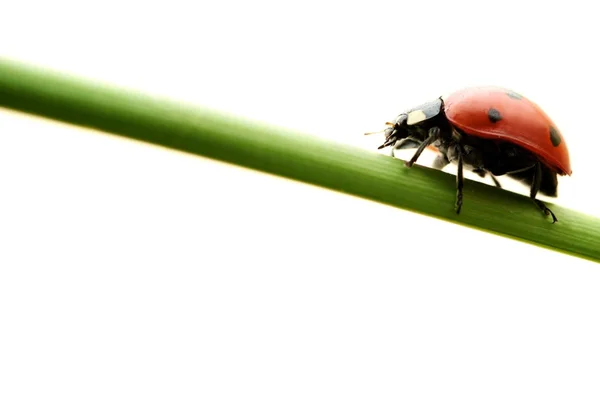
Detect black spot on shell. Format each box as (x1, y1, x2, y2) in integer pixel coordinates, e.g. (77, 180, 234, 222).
(488, 108, 502, 123)
(550, 126, 561, 147)
(506, 90, 523, 100)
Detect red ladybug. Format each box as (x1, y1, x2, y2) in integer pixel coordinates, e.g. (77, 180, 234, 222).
(370, 86, 572, 222)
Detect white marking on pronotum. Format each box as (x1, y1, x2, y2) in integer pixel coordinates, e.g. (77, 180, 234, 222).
(406, 109, 427, 125)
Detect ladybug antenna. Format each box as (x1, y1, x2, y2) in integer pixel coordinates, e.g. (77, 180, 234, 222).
(364, 121, 394, 136)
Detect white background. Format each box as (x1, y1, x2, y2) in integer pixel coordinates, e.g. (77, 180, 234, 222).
(1, 1, 600, 398)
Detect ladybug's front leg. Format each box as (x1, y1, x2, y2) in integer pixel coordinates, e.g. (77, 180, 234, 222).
(405, 127, 440, 167)
(530, 162, 558, 223)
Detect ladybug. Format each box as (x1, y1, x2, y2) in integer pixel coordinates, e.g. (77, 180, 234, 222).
(369, 86, 572, 223)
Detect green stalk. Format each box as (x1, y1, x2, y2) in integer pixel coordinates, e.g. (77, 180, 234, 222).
(0, 57, 599, 263)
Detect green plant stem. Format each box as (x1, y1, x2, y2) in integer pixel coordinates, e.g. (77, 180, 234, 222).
(0, 58, 599, 262)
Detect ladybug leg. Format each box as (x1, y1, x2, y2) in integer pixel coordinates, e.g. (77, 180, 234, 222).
(405, 127, 440, 167)
(473, 168, 502, 188)
(530, 162, 558, 223)
(490, 174, 502, 188)
(455, 144, 464, 214)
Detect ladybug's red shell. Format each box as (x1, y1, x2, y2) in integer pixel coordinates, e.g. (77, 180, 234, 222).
(443, 87, 572, 176)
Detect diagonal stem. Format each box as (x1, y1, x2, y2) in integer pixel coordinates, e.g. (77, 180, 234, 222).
(0, 57, 599, 263)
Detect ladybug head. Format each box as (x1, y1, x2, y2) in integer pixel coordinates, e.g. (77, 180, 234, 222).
(377, 114, 410, 150)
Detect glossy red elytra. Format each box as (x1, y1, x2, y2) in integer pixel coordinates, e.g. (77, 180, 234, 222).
(367, 86, 571, 223)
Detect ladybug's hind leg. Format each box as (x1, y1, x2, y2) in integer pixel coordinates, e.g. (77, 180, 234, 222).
(530, 162, 558, 223)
